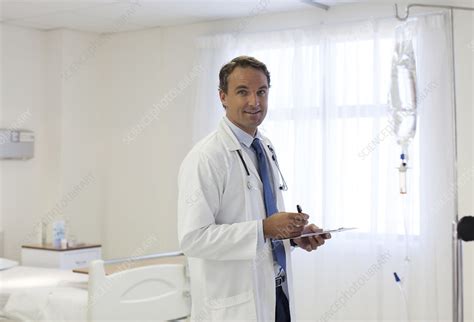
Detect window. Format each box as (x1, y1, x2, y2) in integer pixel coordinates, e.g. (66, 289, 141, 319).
(248, 33, 420, 236)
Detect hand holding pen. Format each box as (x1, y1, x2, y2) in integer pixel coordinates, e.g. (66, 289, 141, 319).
(292, 204, 331, 252)
(262, 209, 308, 239)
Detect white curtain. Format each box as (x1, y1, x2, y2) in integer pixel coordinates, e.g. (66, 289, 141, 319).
(193, 13, 454, 321)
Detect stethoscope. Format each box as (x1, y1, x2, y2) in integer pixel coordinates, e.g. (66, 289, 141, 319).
(236, 144, 289, 191)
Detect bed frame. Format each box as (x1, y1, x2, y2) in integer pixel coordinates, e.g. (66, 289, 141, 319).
(87, 253, 191, 321)
(1, 252, 191, 322)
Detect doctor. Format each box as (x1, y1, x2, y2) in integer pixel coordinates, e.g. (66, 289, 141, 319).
(178, 56, 330, 321)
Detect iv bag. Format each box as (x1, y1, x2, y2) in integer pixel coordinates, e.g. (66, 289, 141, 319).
(388, 26, 417, 149)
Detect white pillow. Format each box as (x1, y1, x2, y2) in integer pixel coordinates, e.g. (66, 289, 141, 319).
(0, 258, 18, 270)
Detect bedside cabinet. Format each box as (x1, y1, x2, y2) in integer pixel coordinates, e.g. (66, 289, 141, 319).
(21, 243, 102, 269)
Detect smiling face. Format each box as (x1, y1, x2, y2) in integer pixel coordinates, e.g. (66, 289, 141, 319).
(219, 67, 269, 136)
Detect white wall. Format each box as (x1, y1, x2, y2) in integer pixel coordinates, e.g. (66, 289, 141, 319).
(0, 25, 50, 260)
(0, 26, 104, 260)
(95, 29, 170, 258)
(454, 10, 474, 321)
(57, 29, 105, 248)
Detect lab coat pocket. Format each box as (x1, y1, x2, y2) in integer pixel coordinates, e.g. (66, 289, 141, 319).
(206, 291, 257, 321)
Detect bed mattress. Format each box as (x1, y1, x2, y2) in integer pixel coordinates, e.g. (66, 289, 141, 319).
(0, 265, 88, 320)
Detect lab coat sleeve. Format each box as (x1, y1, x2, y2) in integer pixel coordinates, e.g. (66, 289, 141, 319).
(257, 220, 265, 249)
(178, 151, 259, 261)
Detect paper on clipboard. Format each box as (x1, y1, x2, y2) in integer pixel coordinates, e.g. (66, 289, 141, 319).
(278, 227, 357, 240)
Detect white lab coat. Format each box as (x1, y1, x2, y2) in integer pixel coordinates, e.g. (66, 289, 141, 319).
(178, 119, 295, 321)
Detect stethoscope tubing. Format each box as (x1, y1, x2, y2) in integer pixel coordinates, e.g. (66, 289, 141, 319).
(237, 145, 288, 191)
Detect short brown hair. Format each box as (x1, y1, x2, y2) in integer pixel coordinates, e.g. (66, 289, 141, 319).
(218, 56, 271, 93)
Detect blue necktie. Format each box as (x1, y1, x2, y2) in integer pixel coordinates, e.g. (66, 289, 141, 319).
(251, 138, 286, 272)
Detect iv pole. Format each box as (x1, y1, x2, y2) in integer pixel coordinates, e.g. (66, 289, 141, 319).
(394, 4, 474, 322)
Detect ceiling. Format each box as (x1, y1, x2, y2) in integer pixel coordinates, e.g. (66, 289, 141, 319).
(1, 0, 473, 34)
(0, 0, 359, 33)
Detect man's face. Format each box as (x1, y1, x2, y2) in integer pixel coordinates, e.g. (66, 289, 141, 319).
(219, 67, 269, 136)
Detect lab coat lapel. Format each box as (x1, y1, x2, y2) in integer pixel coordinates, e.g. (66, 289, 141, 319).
(262, 140, 282, 200)
(242, 150, 261, 181)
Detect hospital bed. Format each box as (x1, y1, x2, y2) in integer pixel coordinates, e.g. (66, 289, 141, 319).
(0, 251, 191, 321)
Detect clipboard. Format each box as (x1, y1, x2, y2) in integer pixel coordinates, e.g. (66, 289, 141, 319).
(278, 227, 357, 240)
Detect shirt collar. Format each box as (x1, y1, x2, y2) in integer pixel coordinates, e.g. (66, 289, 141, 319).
(224, 116, 262, 148)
